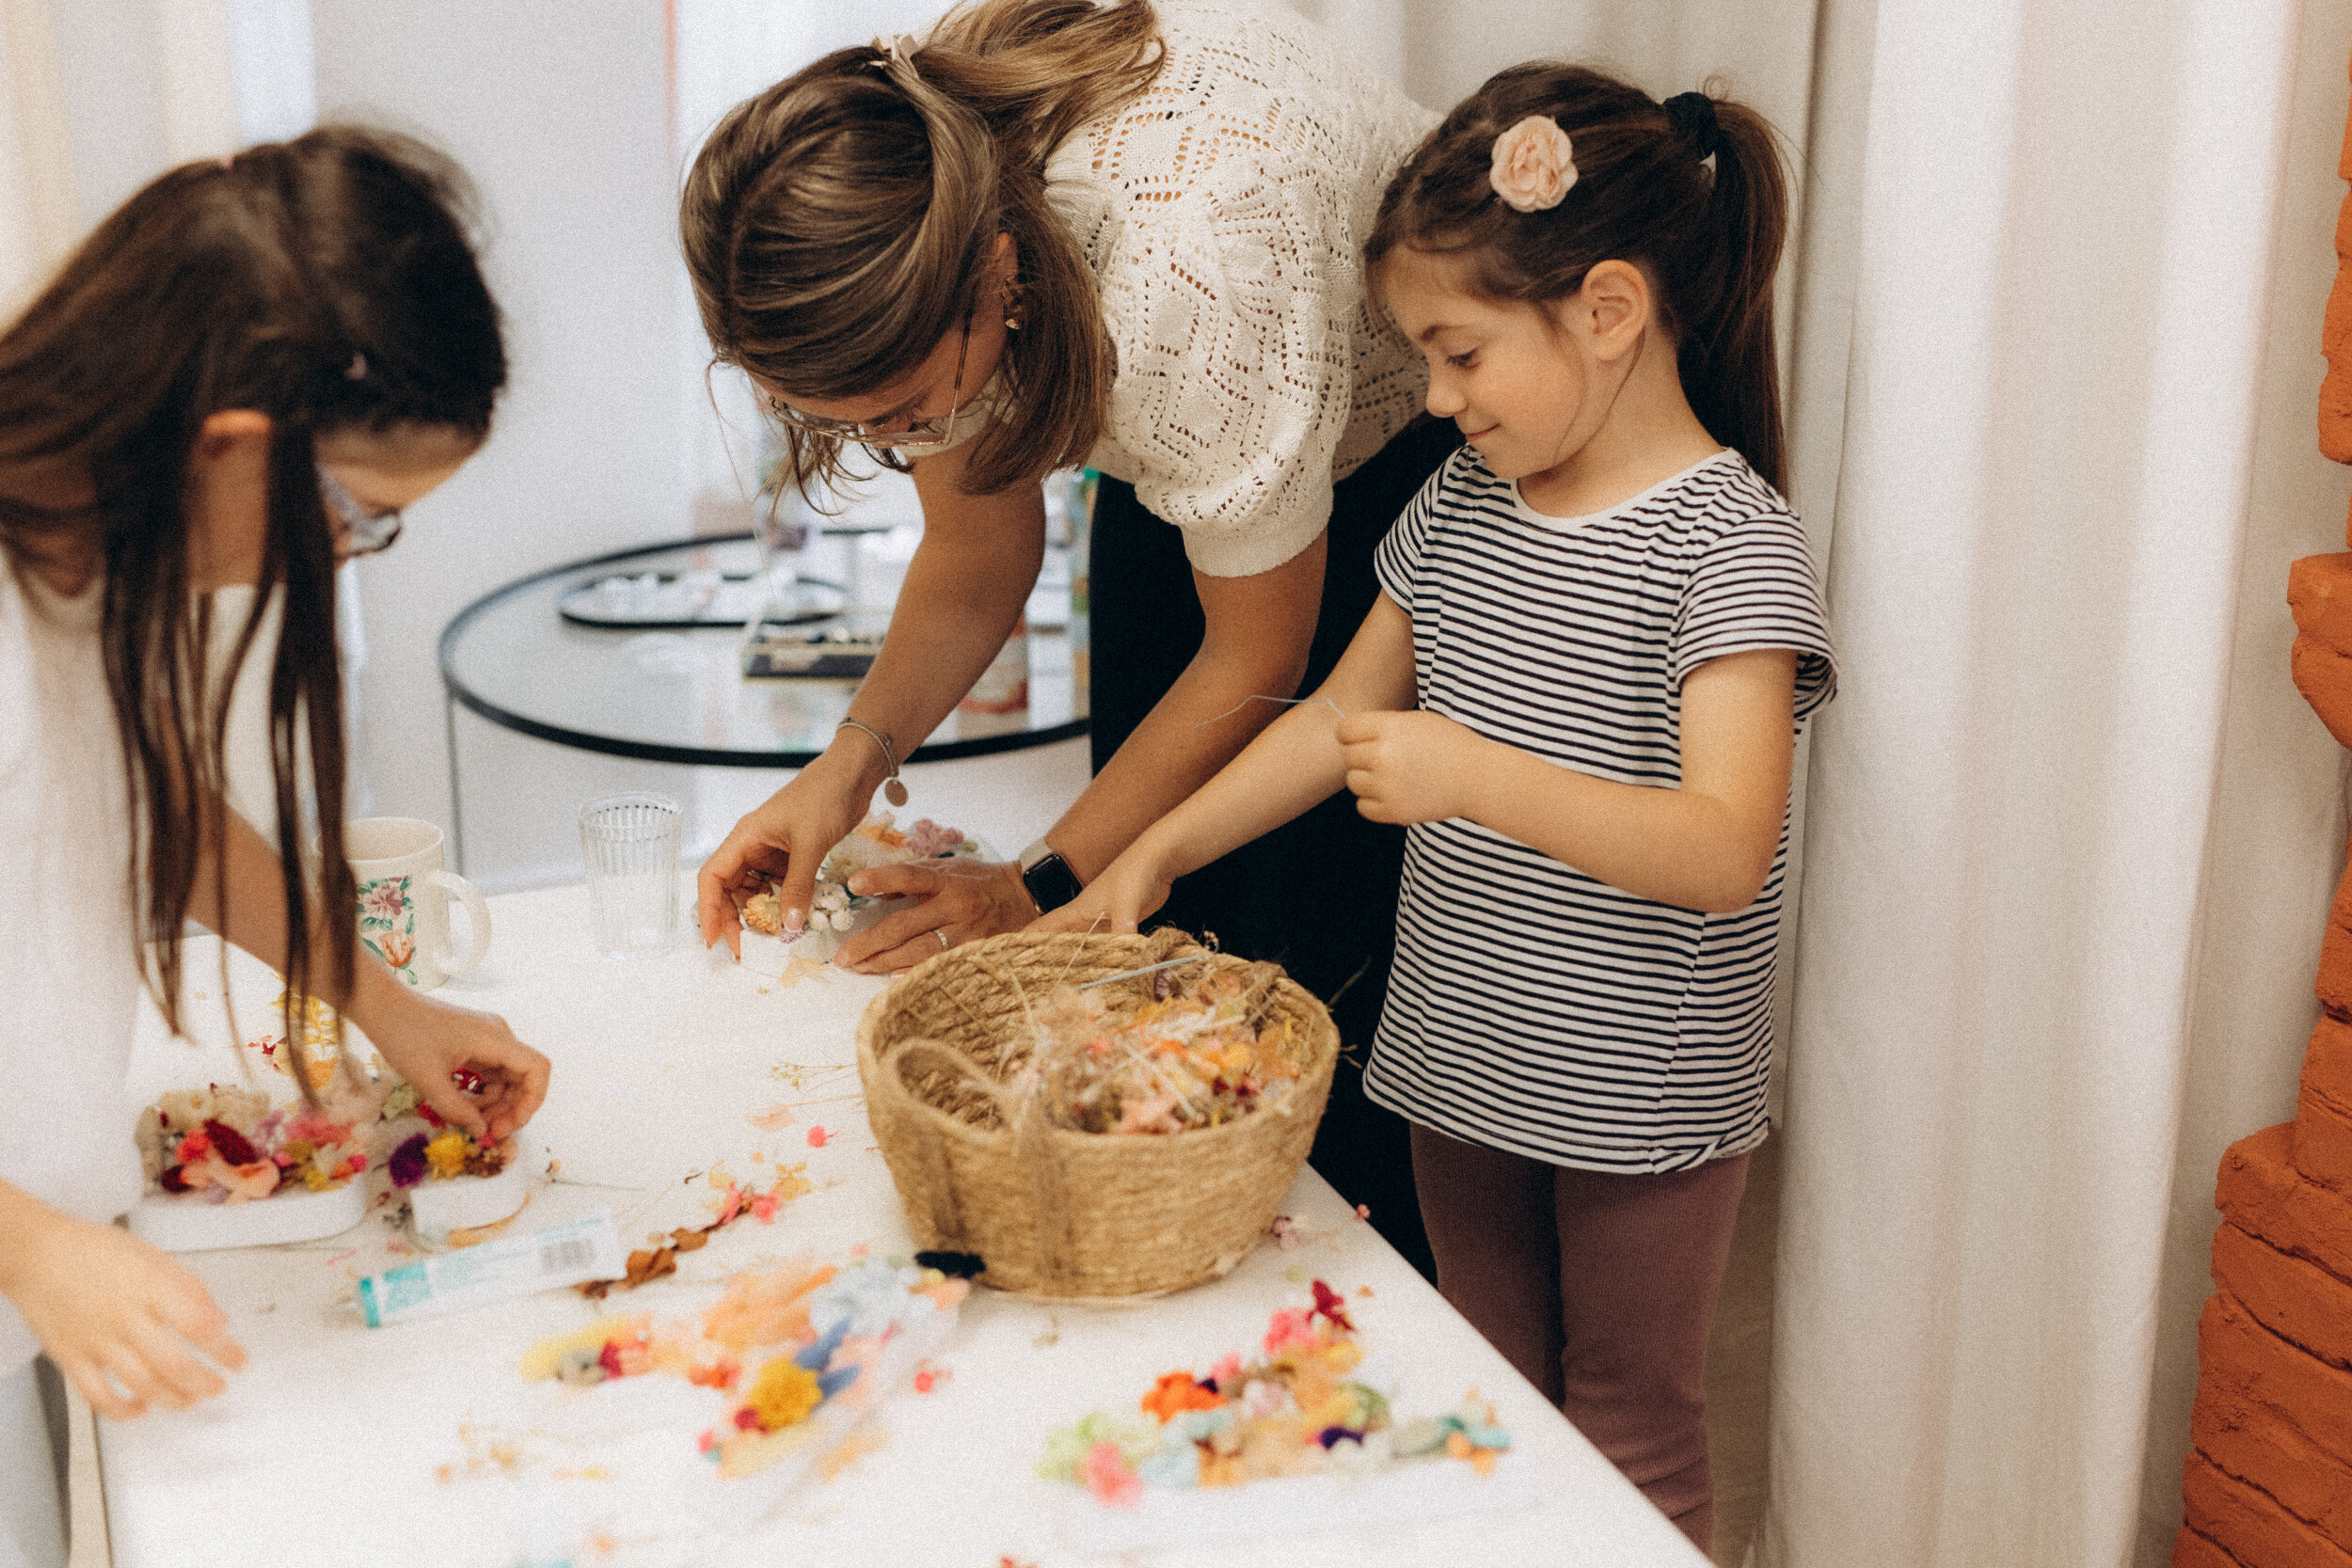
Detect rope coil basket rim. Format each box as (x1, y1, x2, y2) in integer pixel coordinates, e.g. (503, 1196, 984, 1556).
(855, 928, 1339, 1300)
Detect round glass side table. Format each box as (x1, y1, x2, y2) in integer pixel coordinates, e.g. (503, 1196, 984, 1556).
(437, 532, 1085, 869)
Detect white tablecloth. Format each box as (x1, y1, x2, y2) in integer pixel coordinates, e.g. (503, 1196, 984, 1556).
(102, 883, 1706, 1568)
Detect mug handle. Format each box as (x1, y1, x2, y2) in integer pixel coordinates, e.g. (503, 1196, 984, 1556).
(426, 869, 493, 975)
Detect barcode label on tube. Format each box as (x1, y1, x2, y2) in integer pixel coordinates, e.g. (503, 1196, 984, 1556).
(541, 1236, 596, 1275)
(358, 1213, 625, 1326)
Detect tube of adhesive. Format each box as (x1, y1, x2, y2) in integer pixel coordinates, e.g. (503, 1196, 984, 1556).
(358, 1213, 625, 1328)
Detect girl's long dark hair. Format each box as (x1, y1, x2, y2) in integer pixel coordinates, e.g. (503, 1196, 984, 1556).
(1366, 66, 1790, 492)
(0, 126, 504, 1074)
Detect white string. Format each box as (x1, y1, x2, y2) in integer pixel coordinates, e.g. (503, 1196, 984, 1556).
(1075, 956, 1199, 990)
(1189, 693, 1347, 730)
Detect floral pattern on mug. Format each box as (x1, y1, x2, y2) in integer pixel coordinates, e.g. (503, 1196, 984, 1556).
(370, 929, 417, 974)
(360, 877, 411, 924)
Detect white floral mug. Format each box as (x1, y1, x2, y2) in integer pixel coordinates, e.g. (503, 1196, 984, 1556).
(346, 817, 491, 991)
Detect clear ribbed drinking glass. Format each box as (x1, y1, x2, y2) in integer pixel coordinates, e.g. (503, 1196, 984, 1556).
(578, 793, 682, 958)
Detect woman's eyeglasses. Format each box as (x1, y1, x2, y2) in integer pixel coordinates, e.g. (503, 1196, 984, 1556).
(765, 309, 974, 458)
(316, 466, 403, 558)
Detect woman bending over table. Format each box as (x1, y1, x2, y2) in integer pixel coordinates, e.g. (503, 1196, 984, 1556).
(0, 129, 549, 1568)
(687, 0, 1448, 1277)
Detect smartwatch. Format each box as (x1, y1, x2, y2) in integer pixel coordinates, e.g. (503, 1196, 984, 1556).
(1019, 837, 1085, 915)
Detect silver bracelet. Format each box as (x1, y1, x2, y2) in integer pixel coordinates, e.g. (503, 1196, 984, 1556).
(837, 718, 909, 806)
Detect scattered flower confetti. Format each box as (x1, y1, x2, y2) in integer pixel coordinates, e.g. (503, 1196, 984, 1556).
(578, 1164, 813, 1300)
(524, 1255, 962, 1483)
(747, 1104, 797, 1132)
(1038, 1285, 1509, 1503)
(806, 1126, 832, 1148)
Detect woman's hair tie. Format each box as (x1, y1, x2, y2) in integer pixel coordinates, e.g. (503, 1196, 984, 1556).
(868, 33, 917, 72)
(1661, 92, 1722, 160)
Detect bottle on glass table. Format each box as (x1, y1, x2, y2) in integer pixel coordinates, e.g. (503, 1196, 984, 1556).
(748, 483, 817, 624)
(578, 793, 683, 958)
(960, 614, 1030, 714)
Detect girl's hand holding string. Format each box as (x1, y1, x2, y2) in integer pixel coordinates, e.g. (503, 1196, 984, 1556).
(0, 1182, 246, 1419)
(1335, 710, 1489, 825)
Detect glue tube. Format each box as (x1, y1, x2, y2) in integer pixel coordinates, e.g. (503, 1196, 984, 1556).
(358, 1213, 625, 1327)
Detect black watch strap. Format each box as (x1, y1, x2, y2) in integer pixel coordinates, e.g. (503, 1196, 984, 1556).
(1019, 847, 1085, 914)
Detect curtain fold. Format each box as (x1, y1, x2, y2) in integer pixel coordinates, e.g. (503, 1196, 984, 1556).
(1764, 2, 2304, 1564)
(0, 0, 76, 313)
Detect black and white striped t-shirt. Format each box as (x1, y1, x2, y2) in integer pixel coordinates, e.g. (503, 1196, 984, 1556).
(1364, 447, 1836, 1173)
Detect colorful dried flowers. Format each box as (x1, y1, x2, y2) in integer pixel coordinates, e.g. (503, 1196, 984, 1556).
(1021, 964, 1309, 1136)
(522, 1254, 968, 1482)
(741, 812, 978, 942)
(135, 1085, 367, 1205)
(1038, 1284, 1510, 1503)
(386, 1125, 513, 1190)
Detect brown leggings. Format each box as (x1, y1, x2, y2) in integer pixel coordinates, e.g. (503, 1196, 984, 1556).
(1408, 1122, 1752, 1552)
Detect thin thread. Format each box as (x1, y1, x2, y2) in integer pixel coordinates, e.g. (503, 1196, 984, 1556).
(1076, 956, 1198, 990)
(1190, 693, 1347, 730)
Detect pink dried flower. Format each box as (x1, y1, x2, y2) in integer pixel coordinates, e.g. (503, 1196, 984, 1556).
(1263, 1307, 1317, 1356)
(1489, 115, 1577, 213)
(1081, 1441, 1142, 1507)
(904, 818, 966, 858)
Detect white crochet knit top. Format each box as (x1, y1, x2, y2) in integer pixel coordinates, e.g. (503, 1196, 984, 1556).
(1041, 0, 1438, 577)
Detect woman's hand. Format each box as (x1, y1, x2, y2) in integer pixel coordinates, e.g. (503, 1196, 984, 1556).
(1031, 843, 1176, 937)
(1335, 709, 1491, 825)
(0, 1191, 246, 1419)
(832, 860, 1039, 974)
(350, 980, 549, 1142)
(697, 748, 877, 959)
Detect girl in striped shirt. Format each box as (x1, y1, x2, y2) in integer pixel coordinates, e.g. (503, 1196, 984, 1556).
(1046, 64, 1835, 1548)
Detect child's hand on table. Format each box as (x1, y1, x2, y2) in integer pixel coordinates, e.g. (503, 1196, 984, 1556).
(352, 980, 550, 1142)
(1335, 710, 1491, 826)
(0, 1194, 245, 1419)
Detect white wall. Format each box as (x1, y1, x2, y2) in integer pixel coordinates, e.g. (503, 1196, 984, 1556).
(311, 0, 699, 883)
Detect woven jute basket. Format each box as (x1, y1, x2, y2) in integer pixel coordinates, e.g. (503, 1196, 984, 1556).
(854, 927, 1339, 1301)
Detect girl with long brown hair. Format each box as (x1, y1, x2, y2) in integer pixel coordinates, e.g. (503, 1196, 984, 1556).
(0, 128, 548, 1560)
(1043, 66, 1836, 1547)
(686, 0, 1449, 1277)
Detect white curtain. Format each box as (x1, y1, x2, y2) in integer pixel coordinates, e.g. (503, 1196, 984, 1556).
(1765, 2, 2352, 1566)
(1276, 0, 2352, 1560)
(0, 0, 76, 315)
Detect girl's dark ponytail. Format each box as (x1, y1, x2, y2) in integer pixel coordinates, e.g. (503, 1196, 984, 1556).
(1677, 94, 1789, 494)
(1368, 67, 1792, 494)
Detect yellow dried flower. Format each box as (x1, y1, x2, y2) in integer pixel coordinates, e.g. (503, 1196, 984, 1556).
(423, 1131, 471, 1180)
(744, 1358, 823, 1431)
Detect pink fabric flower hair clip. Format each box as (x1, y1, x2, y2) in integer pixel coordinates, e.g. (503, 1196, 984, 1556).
(1490, 115, 1577, 213)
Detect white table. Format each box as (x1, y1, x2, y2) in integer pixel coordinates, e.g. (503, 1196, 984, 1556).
(103, 883, 1707, 1568)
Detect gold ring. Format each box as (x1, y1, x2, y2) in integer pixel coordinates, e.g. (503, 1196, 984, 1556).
(934, 929, 949, 950)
